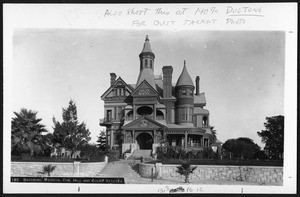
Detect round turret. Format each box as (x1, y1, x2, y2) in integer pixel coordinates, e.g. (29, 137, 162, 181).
(175, 61, 195, 126)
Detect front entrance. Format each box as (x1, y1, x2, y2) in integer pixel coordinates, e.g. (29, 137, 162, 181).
(136, 132, 153, 149)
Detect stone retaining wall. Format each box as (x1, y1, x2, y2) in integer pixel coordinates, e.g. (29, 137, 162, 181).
(11, 160, 107, 177)
(139, 163, 283, 184)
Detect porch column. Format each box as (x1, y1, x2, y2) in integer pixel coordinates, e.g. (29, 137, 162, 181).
(124, 130, 127, 143)
(184, 131, 188, 149)
(110, 129, 114, 148)
(132, 130, 135, 143)
(201, 136, 204, 147)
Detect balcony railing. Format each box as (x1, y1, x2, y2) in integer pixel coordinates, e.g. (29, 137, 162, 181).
(125, 115, 164, 121)
(99, 117, 114, 125)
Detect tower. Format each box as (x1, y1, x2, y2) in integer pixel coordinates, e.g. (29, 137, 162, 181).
(175, 61, 195, 126)
(136, 35, 156, 88)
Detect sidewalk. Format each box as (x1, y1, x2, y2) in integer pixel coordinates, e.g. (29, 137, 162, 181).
(97, 160, 282, 185)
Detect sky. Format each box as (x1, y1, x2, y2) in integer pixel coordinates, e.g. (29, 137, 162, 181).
(12, 29, 285, 148)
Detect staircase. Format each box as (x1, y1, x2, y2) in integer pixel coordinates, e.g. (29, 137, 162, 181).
(131, 150, 152, 159)
(128, 160, 142, 177)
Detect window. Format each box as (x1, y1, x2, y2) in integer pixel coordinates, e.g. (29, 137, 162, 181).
(107, 110, 112, 121)
(150, 60, 153, 68)
(137, 106, 153, 116)
(145, 59, 148, 67)
(189, 108, 193, 122)
(118, 107, 123, 120)
(180, 108, 187, 122)
(182, 89, 187, 96)
(140, 60, 142, 69)
(203, 116, 208, 126)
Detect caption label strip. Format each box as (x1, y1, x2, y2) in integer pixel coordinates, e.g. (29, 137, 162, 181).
(11, 177, 125, 184)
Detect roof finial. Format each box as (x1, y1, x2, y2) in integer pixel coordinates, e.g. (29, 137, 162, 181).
(184, 60, 186, 67)
(145, 35, 149, 41)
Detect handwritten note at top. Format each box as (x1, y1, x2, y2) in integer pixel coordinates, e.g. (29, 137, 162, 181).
(103, 5, 264, 27)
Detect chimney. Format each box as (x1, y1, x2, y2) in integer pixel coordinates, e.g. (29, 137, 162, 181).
(162, 66, 173, 98)
(195, 76, 200, 95)
(110, 73, 117, 86)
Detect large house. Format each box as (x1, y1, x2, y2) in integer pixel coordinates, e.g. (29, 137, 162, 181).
(100, 35, 216, 156)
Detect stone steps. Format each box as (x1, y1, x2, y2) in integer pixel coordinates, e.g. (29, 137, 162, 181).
(131, 150, 152, 158)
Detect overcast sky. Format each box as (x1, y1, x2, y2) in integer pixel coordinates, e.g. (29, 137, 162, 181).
(12, 29, 284, 147)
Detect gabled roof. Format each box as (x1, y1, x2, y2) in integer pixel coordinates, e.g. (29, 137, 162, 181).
(131, 79, 158, 97)
(100, 76, 134, 100)
(176, 65, 194, 87)
(122, 116, 167, 130)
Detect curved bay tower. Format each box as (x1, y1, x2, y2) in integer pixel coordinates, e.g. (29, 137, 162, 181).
(100, 35, 217, 157)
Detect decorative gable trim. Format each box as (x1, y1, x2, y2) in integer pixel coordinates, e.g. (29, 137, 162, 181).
(131, 79, 158, 97)
(101, 77, 134, 100)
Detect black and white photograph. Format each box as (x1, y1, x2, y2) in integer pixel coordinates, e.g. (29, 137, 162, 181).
(3, 3, 297, 194)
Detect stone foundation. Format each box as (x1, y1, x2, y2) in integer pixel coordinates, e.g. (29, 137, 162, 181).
(11, 160, 107, 177)
(139, 163, 283, 184)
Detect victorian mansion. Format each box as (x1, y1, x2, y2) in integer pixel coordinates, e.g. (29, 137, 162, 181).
(100, 35, 217, 155)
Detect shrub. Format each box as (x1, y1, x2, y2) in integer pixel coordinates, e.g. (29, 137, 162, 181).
(107, 149, 120, 162)
(38, 164, 56, 176)
(176, 160, 197, 183)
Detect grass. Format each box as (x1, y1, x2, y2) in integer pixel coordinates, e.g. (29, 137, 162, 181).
(146, 159, 283, 166)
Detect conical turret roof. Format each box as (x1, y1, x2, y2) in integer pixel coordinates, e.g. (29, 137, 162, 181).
(141, 35, 153, 53)
(176, 62, 194, 87)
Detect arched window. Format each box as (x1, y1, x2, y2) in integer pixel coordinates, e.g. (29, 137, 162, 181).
(126, 110, 133, 120)
(156, 109, 164, 120)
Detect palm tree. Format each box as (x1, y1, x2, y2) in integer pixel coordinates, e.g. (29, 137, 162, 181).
(38, 164, 56, 177)
(209, 126, 217, 145)
(11, 108, 48, 157)
(176, 160, 197, 183)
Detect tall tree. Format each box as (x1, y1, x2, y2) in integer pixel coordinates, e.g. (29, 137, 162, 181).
(257, 115, 284, 159)
(11, 108, 48, 156)
(96, 130, 107, 150)
(52, 100, 91, 155)
(222, 137, 263, 159)
(222, 139, 237, 159)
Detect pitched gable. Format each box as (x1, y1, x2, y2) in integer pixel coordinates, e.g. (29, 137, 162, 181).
(131, 79, 158, 97)
(101, 77, 134, 100)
